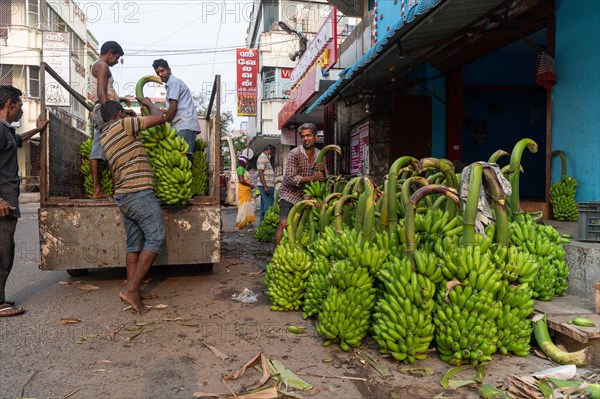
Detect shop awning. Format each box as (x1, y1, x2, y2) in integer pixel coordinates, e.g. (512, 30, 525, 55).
(306, 0, 541, 113)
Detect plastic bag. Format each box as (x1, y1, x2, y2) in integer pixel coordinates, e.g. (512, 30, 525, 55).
(232, 288, 258, 303)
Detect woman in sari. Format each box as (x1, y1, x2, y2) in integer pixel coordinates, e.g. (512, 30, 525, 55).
(235, 156, 256, 229)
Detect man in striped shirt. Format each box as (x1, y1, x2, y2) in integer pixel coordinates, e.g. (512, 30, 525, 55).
(100, 98, 166, 314)
(256, 144, 276, 222)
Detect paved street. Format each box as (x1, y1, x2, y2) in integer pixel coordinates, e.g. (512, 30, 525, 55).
(0, 197, 597, 399)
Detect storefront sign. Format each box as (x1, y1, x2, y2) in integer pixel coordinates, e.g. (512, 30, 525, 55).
(236, 48, 258, 116)
(42, 31, 70, 107)
(350, 122, 369, 175)
(290, 8, 338, 88)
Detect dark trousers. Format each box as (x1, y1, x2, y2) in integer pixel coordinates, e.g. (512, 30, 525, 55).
(258, 186, 275, 222)
(0, 216, 18, 304)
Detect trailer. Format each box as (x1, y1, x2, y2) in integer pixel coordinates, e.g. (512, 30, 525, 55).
(38, 64, 222, 276)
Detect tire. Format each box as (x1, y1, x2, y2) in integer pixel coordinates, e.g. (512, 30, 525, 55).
(197, 263, 213, 274)
(66, 269, 89, 277)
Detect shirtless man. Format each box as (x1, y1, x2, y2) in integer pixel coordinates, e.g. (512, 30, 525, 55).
(89, 41, 135, 198)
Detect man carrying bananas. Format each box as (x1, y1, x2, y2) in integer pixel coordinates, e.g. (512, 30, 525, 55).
(256, 144, 276, 222)
(274, 123, 325, 247)
(99, 97, 167, 314)
(152, 59, 200, 161)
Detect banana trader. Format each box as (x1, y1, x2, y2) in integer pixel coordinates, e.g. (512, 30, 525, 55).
(274, 123, 325, 247)
(99, 98, 167, 314)
(0, 85, 48, 317)
(152, 59, 200, 161)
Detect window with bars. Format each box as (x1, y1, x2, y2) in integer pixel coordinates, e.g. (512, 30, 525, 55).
(26, 0, 40, 29)
(0, 1, 11, 38)
(0, 64, 13, 86)
(262, 68, 276, 100)
(28, 66, 40, 98)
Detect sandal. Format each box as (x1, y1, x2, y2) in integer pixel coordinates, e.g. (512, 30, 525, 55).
(0, 304, 25, 317)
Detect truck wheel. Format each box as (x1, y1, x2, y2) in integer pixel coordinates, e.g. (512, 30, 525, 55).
(66, 269, 89, 277)
(198, 263, 213, 273)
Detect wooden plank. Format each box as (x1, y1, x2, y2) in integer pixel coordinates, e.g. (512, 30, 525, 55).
(534, 295, 599, 343)
(542, 314, 600, 343)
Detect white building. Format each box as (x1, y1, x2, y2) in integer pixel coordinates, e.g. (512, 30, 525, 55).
(1, 0, 90, 183)
(244, 0, 332, 165)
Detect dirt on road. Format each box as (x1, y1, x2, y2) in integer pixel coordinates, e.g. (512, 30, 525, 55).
(1, 206, 598, 399)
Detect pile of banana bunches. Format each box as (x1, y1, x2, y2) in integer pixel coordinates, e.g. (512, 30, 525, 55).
(139, 122, 194, 205)
(79, 138, 114, 197)
(192, 139, 208, 196)
(264, 139, 574, 366)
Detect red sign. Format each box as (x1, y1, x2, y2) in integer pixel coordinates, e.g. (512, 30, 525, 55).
(236, 48, 259, 116)
(281, 68, 293, 79)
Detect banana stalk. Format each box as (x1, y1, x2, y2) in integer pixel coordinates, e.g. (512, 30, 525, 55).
(386, 156, 418, 246)
(532, 314, 592, 366)
(319, 193, 341, 232)
(286, 200, 317, 245)
(418, 157, 458, 217)
(334, 194, 358, 233)
(488, 149, 510, 164)
(353, 177, 368, 233)
(135, 75, 163, 115)
(405, 184, 460, 255)
(462, 163, 483, 246)
(482, 166, 509, 246)
(507, 139, 538, 220)
(361, 178, 376, 243)
(315, 144, 342, 165)
(401, 176, 429, 213)
(551, 150, 568, 181)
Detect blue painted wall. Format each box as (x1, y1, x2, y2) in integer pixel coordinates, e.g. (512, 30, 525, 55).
(407, 63, 447, 159)
(553, 0, 600, 202)
(462, 52, 547, 199)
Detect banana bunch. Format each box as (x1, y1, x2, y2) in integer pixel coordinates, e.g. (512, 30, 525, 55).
(264, 242, 312, 311)
(316, 259, 376, 351)
(140, 123, 193, 205)
(79, 138, 113, 197)
(192, 139, 208, 196)
(496, 282, 535, 356)
(80, 159, 93, 197)
(302, 255, 330, 319)
(550, 176, 578, 221)
(496, 245, 539, 283)
(79, 137, 92, 158)
(372, 257, 436, 363)
(415, 209, 463, 239)
(254, 202, 280, 243)
(303, 180, 326, 201)
(412, 249, 445, 284)
(509, 215, 570, 300)
(440, 246, 502, 294)
(101, 166, 114, 195)
(434, 284, 500, 365)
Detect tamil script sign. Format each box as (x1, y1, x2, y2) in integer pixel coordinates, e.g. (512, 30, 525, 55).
(43, 31, 70, 107)
(236, 48, 258, 116)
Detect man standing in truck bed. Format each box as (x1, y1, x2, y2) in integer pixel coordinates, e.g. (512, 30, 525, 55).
(100, 97, 166, 314)
(89, 41, 136, 199)
(152, 59, 200, 160)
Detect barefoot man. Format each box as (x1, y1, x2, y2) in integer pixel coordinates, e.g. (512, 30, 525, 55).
(99, 98, 166, 313)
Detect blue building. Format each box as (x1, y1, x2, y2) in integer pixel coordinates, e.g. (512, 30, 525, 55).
(302, 0, 598, 215)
